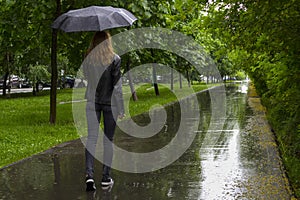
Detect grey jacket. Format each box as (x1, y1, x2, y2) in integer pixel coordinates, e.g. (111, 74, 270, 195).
(84, 54, 124, 115)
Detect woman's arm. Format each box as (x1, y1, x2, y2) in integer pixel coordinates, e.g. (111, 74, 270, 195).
(111, 55, 125, 117)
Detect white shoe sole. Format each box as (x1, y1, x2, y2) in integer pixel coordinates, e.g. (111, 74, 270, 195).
(101, 179, 114, 186)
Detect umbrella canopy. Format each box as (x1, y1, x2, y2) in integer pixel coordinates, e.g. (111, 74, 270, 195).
(51, 6, 137, 32)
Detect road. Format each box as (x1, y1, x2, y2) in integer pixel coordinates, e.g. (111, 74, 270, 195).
(0, 87, 51, 95)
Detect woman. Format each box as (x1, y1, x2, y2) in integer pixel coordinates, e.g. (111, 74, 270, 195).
(83, 31, 124, 191)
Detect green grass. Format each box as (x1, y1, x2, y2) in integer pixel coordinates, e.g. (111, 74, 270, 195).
(0, 83, 219, 168)
(0, 90, 77, 168)
(124, 83, 213, 117)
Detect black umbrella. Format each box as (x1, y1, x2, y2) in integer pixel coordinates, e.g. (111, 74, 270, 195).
(51, 6, 137, 32)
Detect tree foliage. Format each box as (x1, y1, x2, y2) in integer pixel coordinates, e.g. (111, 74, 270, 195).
(205, 0, 300, 195)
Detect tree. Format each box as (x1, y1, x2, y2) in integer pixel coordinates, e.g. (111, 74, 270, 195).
(28, 64, 50, 95)
(205, 0, 300, 195)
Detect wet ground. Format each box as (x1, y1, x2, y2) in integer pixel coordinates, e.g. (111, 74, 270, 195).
(0, 83, 293, 200)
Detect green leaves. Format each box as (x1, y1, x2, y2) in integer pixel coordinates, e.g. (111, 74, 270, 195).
(28, 64, 50, 83)
(209, 0, 300, 195)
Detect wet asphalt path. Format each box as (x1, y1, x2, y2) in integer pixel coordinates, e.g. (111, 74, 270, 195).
(0, 83, 293, 200)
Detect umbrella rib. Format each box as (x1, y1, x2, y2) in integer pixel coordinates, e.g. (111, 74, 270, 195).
(118, 9, 136, 23)
(92, 7, 101, 31)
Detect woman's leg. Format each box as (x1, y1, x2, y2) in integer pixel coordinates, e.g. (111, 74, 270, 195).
(85, 102, 101, 177)
(102, 105, 117, 179)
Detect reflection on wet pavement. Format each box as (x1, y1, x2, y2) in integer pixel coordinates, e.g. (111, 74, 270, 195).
(0, 82, 292, 199)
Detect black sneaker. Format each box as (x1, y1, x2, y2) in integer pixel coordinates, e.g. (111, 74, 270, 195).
(86, 176, 96, 191)
(101, 176, 114, 186)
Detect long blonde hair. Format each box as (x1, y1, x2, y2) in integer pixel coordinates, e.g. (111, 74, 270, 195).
(86, 31, 114, 66)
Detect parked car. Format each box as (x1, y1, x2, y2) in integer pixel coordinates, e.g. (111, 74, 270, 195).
(0, 74, 22, 89)
(39, 75, 75, 89)
(0, 74, 76, 90)
(19, 78, 32, 88)
(60, 76, 75, 88)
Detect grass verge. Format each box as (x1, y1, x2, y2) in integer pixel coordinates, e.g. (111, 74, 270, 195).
(0, 90, 77, 168)
(0, 83, 218, 168)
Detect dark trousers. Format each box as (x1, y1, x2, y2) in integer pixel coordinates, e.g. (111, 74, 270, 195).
(85, 102, 117, 178)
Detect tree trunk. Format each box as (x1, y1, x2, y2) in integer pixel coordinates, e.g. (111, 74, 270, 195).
(177, 56, 182, 89)
(50, 28, 58, 124)
(151, 50, 159, 96)
(126, 57, 138, 101)
(2, 52, 11, 97)
(49, 0, 61, 124)
(179, 72, 182, 89)
(2, 72, 8, 96)
(152, 64, 159, 96)
(186, 69, 191, 87)
(170, 67, 174, 91)
(32, 81, 37, 96)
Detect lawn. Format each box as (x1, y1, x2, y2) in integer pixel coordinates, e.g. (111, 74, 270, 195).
(0, 90, 77, 168)
(0, 82, 219, 168)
